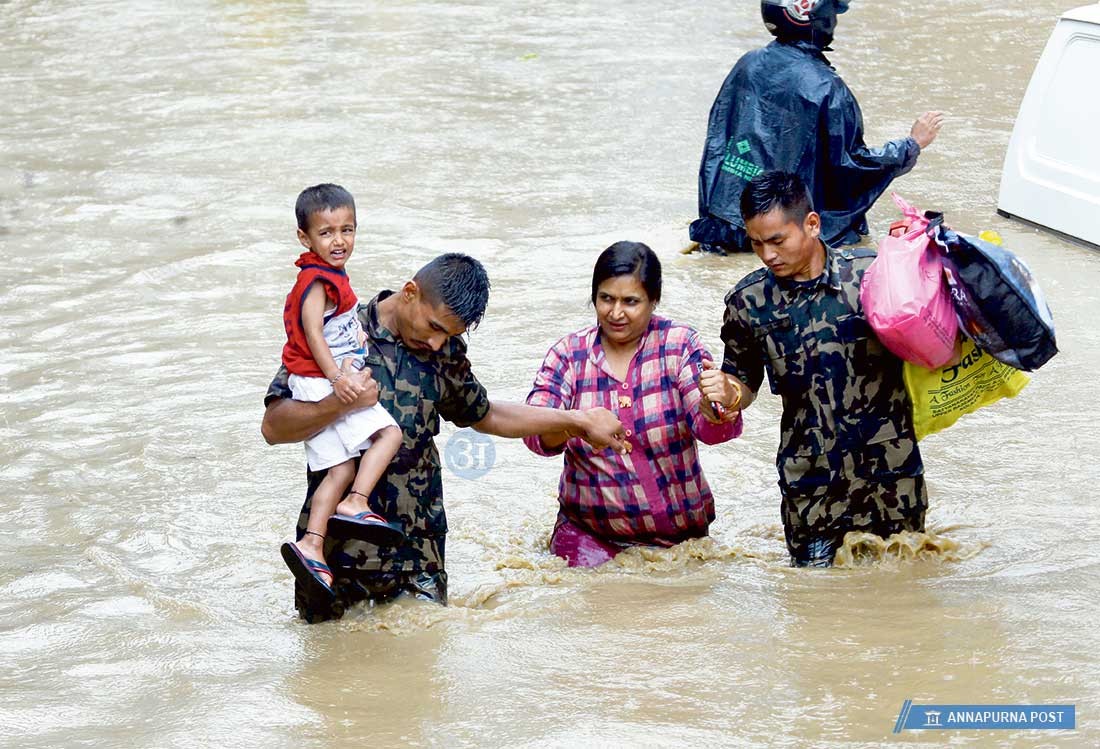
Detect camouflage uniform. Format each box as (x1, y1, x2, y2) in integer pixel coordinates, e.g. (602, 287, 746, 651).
(720, 245, 927, 566)
(265, 290, 490, 621)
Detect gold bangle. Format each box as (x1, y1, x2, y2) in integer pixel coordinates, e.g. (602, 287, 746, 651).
(728, 383, 743, 411)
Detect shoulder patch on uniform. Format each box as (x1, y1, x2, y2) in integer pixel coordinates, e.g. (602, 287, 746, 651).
(733, 267, 769, 293)
(441, 334, 469, 357)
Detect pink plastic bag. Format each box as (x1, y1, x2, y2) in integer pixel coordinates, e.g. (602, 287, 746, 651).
(859, 194, 958, 369)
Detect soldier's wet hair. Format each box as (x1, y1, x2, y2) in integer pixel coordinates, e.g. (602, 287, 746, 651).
(295, 183, 356, 232)
(590, 241, 662, 304)
(414, 253, 491, 330)
(740, 171, 814, 226)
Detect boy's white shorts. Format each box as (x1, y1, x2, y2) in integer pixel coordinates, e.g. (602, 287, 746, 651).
(289, 374, 399, 471)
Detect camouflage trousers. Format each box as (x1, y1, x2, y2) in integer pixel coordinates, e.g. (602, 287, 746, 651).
(781, 473, 927, 567)
(295, 570, 448, 624)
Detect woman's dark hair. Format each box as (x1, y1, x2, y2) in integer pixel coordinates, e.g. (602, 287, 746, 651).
(590, 241, 662, 305)
(739, 170, 814, 225)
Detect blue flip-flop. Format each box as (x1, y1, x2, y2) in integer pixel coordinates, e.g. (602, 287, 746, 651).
(327, 511, 406, 547)
(280, 541, 336, 603)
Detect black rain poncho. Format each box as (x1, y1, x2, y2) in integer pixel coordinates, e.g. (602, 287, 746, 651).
(691, 39, 920, 251)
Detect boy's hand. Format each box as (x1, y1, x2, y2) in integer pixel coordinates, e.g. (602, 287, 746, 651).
(329, 359, 365, 405)
(334, 359, 379, 412)
(347, 366, 379, 411)
(332, 374, 359, 405)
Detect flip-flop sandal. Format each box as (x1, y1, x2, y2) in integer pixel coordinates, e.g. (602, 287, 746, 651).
(280, 541, 336, 603)
(327, 511, 406, 547)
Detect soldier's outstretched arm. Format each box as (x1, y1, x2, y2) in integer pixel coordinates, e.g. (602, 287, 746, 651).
(472, 401, 628, 454)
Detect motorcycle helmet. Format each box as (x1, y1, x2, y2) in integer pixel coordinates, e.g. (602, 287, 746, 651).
(761, 0, 850, 48)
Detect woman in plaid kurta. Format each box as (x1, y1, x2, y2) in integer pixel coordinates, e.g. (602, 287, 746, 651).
(524, 242, 742, 566)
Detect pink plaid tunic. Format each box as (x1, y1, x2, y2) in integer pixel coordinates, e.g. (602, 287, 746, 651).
(524, 315, 742, 546)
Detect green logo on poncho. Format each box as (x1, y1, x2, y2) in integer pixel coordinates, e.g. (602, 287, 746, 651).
(722, 138, 763, 181)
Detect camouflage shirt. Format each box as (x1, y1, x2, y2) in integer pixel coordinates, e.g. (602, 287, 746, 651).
(720, 245, 923, 496)
(265, 290, 491, 574)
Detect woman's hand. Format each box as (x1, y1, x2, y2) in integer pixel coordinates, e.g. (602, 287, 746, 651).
(699, 362, 746, 418)
(698, 359, 726, 424)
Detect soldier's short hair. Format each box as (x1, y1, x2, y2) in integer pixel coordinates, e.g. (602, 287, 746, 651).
(740, 171, 814, 225)
(414, 253, 491, 330)
(295, 183, 356, 232)
(590, 241, 662, 305)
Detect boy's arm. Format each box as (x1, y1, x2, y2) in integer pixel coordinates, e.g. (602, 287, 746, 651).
(301, 283, 357, 403)
(301, 283, 341, 379)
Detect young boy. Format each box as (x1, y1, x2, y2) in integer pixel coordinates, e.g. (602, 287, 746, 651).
(278, 183, 405, 604)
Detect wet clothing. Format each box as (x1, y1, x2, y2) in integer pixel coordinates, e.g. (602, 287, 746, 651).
(281, 251, 400, 472)
(549, 516, 626, 568)
(691, 39, 921, 252)
(282, 251, 361, 377)
(266, 290, 490, 620)
(719, 244, 927, 565)
(295, 570, 448, 624)
(524, 316, 741, 559)
(290, 371, 398, 471)
(783, 474, 926, 567)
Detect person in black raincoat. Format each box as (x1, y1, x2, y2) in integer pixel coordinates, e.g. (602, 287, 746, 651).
(690, 0, 943, 254)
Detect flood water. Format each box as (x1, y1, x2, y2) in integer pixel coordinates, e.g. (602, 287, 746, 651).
(2, 0, 1098, 746)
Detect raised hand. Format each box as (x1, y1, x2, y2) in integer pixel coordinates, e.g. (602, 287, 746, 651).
(910, 111, 944, 149)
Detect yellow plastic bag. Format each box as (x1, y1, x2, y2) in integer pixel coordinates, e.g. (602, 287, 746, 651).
(904, 338, 1029, 441)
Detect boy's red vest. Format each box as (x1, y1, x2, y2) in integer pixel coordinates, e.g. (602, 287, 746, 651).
(281, 251, 357, 377)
